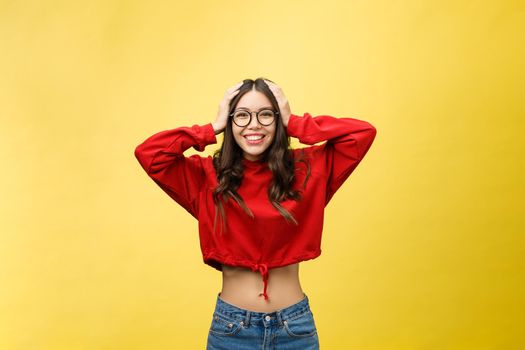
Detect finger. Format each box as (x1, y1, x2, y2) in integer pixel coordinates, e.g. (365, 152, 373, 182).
(265, 81, 280, 92)
(226, 87, 240, 94)
(226, 81, 244, 92)
(225, 90, 241, 100)
(269, 86, 281, 96)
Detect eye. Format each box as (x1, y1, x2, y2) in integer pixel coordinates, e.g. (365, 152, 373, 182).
(259, 109, 274, 117)
(234, 111, 250, 119)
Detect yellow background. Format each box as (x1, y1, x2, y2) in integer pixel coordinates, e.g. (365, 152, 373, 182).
(1, 0, 523, 349)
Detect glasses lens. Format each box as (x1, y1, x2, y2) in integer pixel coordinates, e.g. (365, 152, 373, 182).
(258, 109, 275, 125)
(233, 111, 250, 126)
(232, 109, 275, 126)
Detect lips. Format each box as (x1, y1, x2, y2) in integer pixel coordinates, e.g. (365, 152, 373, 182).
(244, 134, 265, 144)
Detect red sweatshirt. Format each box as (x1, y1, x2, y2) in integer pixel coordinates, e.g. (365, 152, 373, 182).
(134, 113, 377, 301)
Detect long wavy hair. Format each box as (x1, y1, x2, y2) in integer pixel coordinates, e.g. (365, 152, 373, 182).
(211, 77, 311, 235)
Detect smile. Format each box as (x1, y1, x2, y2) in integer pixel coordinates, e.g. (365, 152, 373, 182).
(244, 134, 265, 144)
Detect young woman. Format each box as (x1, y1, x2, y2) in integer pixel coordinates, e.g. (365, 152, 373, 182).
(134, 78, 377, 349)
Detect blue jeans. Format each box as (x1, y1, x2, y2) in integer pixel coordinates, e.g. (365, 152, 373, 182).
(206, 292, 320, 349)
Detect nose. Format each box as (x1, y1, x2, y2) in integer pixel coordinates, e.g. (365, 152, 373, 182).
(247, 112, 262, 128)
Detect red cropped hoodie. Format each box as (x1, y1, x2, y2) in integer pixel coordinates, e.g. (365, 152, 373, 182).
(134, 112, 377, 301)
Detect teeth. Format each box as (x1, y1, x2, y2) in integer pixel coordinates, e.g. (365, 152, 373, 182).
(245, 135, 264, 140)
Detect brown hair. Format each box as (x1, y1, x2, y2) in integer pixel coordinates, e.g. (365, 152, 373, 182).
(211, 77, 311, 235)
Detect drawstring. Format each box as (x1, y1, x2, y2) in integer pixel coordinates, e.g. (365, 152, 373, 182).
(251, 263, 269, 301)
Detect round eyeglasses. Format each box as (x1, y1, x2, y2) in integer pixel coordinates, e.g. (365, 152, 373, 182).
(229, 109, 279, 127)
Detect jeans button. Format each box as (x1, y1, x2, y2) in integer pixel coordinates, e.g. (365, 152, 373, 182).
(265, 315, 271, 321)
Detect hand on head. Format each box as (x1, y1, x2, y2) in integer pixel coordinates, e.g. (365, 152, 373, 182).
(213, 81, 243, 134)
(262, 79, 291, 128)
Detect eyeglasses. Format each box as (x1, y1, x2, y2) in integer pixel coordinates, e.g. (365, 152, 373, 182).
(229, 108, 279, 127)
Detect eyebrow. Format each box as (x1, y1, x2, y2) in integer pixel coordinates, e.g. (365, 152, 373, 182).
(235, 106, 273, 111)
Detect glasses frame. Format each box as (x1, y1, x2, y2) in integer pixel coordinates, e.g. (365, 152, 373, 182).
(229, 108, 280, 127)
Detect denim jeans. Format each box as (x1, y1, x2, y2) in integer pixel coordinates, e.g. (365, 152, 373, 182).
(206, 292, 320, 350)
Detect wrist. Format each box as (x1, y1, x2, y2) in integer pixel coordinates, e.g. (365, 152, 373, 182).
(212, 122, 224, 135)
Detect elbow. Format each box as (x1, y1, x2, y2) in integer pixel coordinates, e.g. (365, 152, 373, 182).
(134, 143, 150, 171)
(368, 124, 377, 141)
(361, 121, 377, 144)
(134, 144, 144, 162)
(355, 123, 377, 160)
(134, 143, 143, 158)
(365, 121, 377, 136)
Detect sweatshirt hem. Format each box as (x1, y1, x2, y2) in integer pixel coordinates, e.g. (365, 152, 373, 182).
(202, 250, 322, 272)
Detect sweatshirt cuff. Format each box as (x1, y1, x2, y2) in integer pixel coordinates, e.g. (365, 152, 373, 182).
(191, 123, 217, 151)
(202, 122, 218, 145)
(286, 113, 308, 138)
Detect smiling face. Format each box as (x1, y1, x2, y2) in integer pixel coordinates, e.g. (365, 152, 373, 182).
(232, 89, 276, 161)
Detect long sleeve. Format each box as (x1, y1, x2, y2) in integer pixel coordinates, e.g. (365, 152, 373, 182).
(286, 112, 377, 205)
(134, 123, 217, 218)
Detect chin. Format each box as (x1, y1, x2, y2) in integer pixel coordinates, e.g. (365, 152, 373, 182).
(242, 147, 269, 160)
(244, 151, 263, 159)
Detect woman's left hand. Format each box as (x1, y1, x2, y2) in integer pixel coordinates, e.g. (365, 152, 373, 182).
(264, 79, 291, 128)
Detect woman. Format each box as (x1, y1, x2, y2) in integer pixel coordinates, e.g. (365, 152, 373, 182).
(134, 78, 377, 349)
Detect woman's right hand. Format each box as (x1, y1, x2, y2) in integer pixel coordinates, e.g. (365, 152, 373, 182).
(212, 81, 244, 134)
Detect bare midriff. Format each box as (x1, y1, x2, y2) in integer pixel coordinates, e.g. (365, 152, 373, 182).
(219, 262, 305, 313)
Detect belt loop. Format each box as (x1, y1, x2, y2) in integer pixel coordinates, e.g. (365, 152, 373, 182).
(244, 310, 251, 328)
(276, 310, 283, 326)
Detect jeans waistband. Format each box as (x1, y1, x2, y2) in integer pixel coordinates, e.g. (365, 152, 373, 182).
(214, 292, 312, 327)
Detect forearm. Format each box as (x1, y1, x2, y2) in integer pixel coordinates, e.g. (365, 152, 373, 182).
(286, 112, 376, 160)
